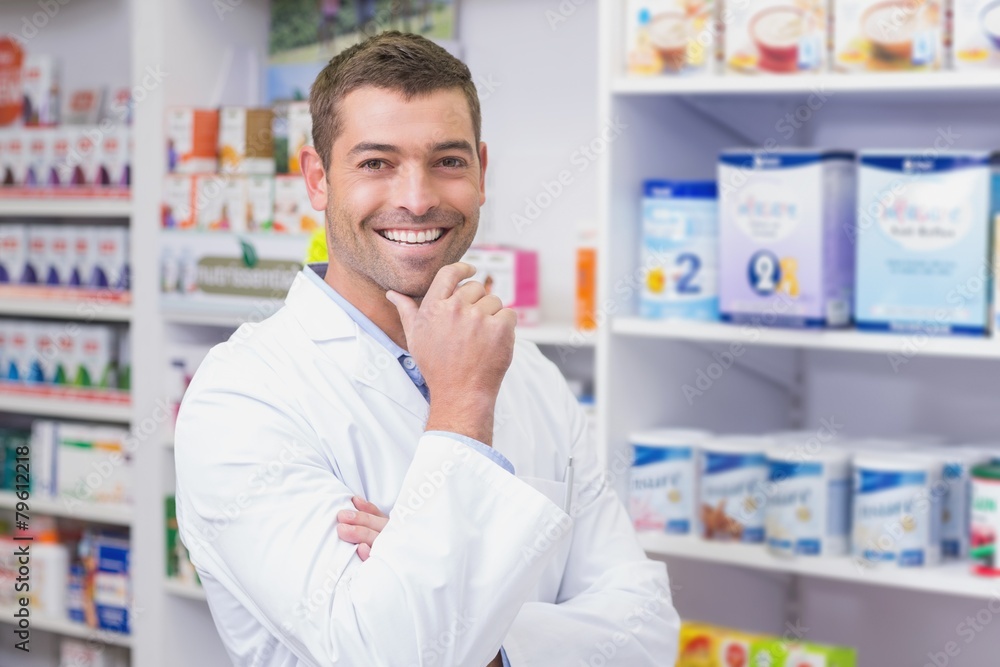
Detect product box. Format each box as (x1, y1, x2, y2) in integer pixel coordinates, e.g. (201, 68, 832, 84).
(223, 176, 276, 232)
(194, 174, 229, 231)
(62, 88, 105, 126)
(273, 175, 321, 232)
(724, 0, 826, 73)
(954, 0, 1000, 68)
(57, 423, 133, 505)
(640, 180, 719, 321)
(89, 532, 131, 634)
(99, 126, 130, 187)
(677, 623, 756, 667)
(2, 131, 26, 186)
(46, 227, 73, 286)
(50, 129, 74, 187)
(52, 326, 75, 385)
(461, 245, 540, 326)
(74, 325, 115, 389)
(162, 175, 196, 229)
(166, 108, 218, 174)
(21, 55, 59, 126)
(30, 324, 58, 383)
(25, 225, 48, 285)
(92, 227, 129, 291)
(287, 101, 313, 174)
(833, 0, 944, 71)
(626, 0, 716, 75)
(70, 127, 102, 186)
(855, 151, 991, 335)
(219, 107, 275, 175)
(750, 638, 858, 667)
(60, 637, 129, 667)
(0, 224, 27, 284)
(4, 321, 32, 382)
(70, 226, 95, 288)
(576, 227, 597, 331)
(992, 155, 1000, 338)
(25, 128, 56, 187)
(719, 150, 856, 327)
(103, 87, 132, 126)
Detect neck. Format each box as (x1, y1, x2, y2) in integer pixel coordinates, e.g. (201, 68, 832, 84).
(323, 259, 409, 350)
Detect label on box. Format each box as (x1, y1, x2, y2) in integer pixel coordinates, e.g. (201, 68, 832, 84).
(162, 175, 196, 229)
(725, 0, 826, 74)
(834, 0, 944, 71)
(219, 107, 275, 175)
(626, 0, 716, 76)
(167, 108, 218, 173)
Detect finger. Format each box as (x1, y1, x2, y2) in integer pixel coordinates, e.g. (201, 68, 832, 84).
(337, 509, 389, 533)
(423, 262, 476, 302)
(352, 496, 387, 518)
(336, 522, 380, 547)
(453, 280, 487, 305)
(495, 307, 518, 328)
(386, 290, 418, 333)
(357, 543, 372, 561)
(473, 294, 504, 316)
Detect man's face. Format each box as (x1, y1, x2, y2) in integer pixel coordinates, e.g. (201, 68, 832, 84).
(318, 87, 486, 299)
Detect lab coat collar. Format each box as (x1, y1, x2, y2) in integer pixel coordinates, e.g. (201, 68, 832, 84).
(285, 269, 430, 422)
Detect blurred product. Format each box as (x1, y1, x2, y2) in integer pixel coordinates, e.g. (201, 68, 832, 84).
(0, 37, 24, 126)
(718, 150, 856, 328)
(723, 0, 826, 74)
(166, 496, 200, 586)
(765, 443, 851, 557)
(626, 0, 717, 76)
(0, 223, 28, 284)
(274, 174, 321, 232)
(855, 151, 991, 335)
(640, 180, 719, 321)
(921, 446, 991, 558)
(79, 530, 131, 634)
(62, 88, 105, 125)
(219, 106, 275, 174)
(22, 54, 59, 127)
(576, 223, 597, 330)
(698, 436, 771, 543)
(60, 638, 129, 667)
(629, 429, 708, 533)
(166, 108, 219, 174)
(287, 101, 313, 175)
(971, 462, 1000, 575)
(954, 0, 1000, 68)
(852, 451, 943, 567)
(677, 621, 857, 667)
(992, 155, 1000, 337)
(162, 174, 197, 229)
(833, 0, 945, 71)
(31, 420, 134, 506)
(461, 245, 540, 326)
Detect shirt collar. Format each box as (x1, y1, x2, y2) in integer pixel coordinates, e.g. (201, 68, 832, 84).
(303, 263, 409, 360)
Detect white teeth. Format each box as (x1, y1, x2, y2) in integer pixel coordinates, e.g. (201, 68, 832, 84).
(379, 228, 444, 244)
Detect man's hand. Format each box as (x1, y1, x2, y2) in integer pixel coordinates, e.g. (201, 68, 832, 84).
(336, 496, 388, 562)
(386, 262, 517, 446)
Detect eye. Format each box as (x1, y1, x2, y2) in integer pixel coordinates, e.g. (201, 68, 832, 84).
(361, 159, 385, 171)
(438, 157, 466, 169)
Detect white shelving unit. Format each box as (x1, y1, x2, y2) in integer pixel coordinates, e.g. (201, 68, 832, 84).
(0, 384, 131, 423)
(0, 491, 132, 526)
(0, 292, 132, 322)
(0, 606, 133, 648)
(597, 1, 1000, 663)
(162, 579, 207, 602)
(0, 195, 132, 218)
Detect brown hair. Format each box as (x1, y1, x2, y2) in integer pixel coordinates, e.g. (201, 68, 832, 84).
(309, 31, 481, 170)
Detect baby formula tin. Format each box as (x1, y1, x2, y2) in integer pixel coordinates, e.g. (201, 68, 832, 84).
(698, 436, 771, 543)
(629, 429, 709, 534)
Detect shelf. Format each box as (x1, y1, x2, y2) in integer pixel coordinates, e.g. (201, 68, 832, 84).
(0, 286, 131, 321)
(0, 383, 131, 422)
(161, 303, 283, 328)
(0, 491, 132, 525)
(613, 71, 1000, 98)
(0, 189, 132, 218)
(164, 579, 207, 601)
(0, 605, 132, 647)
(613, 317, 1000, 361)
(639, 533, 998, 600)
(517, 323, 596, 348)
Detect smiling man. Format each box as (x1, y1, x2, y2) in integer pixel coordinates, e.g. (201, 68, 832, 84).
(174, 32, 679, 667)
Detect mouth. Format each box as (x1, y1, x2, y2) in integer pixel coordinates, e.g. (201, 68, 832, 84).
(376, 227, 447, 246)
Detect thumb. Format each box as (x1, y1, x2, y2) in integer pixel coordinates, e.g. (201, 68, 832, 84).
(385, 290, 417, 332)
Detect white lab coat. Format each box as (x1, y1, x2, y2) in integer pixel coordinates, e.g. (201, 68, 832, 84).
(174, 270, 680, 667)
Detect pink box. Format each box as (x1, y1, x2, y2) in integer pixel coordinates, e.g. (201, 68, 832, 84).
(461, 245, 539, 326)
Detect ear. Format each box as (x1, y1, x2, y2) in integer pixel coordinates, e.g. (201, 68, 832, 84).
(478, 141, 488, 207)
(301, 145, 328, 211)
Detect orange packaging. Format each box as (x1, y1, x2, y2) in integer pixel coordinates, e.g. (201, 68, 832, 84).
(219, 107, 275, 175)
(166, 108, 219, 174)
(0, 38, 24, 126)
(677, 622, 755, 667)
(576, 229, 597, 331)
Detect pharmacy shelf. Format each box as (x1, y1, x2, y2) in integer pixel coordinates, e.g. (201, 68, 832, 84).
(161, 303, 283, 328)
(0, 491, 132, 526)
(517, 323, 596, 348)
(638, 533, 999, 600)
(0, 605, 132, 647)
(612, 71, 1000, 97)
(0, 286, 132, 322)
(0, 189, 132, 218)
(0, 383, 131, 422)
(164, 579, 207, 601)
(613, 317, 1000, 361)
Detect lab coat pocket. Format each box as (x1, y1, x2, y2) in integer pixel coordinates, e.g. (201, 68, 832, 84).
(516, 476, 574, 603)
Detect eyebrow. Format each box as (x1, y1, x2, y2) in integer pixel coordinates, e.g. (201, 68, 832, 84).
(346, 140, 475, 158)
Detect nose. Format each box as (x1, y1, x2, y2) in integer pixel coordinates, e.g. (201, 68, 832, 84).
(391, 164, 440, 218)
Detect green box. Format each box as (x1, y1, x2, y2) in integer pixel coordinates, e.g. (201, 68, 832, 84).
(750, 638, 857, 667)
